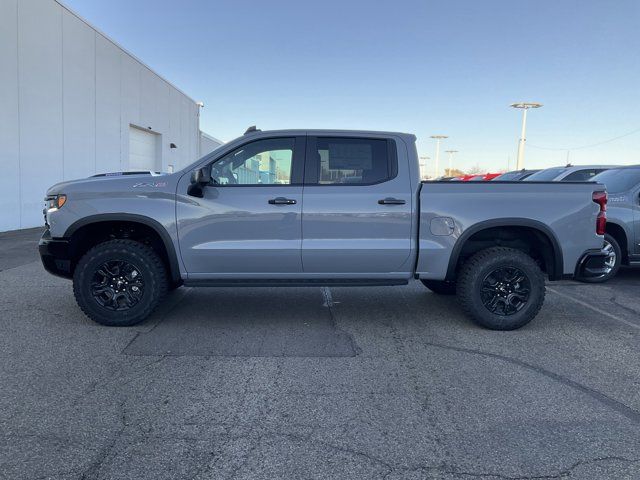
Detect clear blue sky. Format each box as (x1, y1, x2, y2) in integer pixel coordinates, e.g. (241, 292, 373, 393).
(63, 0, 640, 174)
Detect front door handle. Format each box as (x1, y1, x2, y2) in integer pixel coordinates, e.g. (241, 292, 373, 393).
(378, 197, 406, 205)
(268, 197, 297, 205)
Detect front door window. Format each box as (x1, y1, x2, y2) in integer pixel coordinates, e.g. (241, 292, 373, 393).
(210, 138, 294, 185)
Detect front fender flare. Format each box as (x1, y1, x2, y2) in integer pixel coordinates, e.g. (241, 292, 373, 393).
(64, 213, 181, 283)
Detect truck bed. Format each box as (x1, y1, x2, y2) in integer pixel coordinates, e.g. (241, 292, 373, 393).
(416, 181, 605, 280)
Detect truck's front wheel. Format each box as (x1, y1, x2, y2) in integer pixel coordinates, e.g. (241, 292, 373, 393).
(457, 247, 545, 330)
(73, 239, 168, 326)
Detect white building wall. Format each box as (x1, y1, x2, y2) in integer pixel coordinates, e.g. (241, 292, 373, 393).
(200, 132, 224, 156)
(0, 0, 204, 231)
(18, 0, 64, 231)
(0, 0, 21, 230)
(63, 8, 96, 180)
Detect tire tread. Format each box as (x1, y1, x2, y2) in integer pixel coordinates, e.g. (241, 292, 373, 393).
(457, 246, 545, 330)
(73, 239, 168, 326)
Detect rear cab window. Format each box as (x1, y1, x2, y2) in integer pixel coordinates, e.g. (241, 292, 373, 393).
(524, 167, 567, 181)
(305, 137, 397, 185)
(562, 169, 606, 182)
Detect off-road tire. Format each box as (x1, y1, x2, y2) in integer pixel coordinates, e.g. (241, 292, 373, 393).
(73, 239, 168, 326)
(457, 247, 545, 330)
(577, 233, 621, 284)
(420, 279, 456, 295)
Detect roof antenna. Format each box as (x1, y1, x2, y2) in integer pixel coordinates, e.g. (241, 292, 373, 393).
(244, 125, 260, 135)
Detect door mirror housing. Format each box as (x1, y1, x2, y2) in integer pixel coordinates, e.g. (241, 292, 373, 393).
(192, 166, 211, 185)
(188, 166, 212, 198)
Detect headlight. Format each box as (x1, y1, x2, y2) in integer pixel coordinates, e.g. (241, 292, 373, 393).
(45, 194, 67, 210)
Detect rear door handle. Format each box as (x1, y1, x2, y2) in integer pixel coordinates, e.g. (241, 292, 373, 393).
(378, 197, 406, 205)
(268, 197, 297, 205)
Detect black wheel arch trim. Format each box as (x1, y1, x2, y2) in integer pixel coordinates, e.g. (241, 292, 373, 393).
(603, 221, 630, 262)
(445, 218, 564, 281)
(64, 213, 181, 283)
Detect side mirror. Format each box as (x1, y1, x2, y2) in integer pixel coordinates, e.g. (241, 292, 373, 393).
(187, 166, 211, 198)
(192, 166, 211, 185)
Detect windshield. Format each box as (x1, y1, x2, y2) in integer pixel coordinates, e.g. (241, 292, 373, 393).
(591, 168, 640, 193)
(524, 167, 567, 181)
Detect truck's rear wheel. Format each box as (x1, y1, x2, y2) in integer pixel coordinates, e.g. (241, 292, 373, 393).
(457, 247, 545, 330)
(420, 279, 456, 295)
(73, 239, 168, 326)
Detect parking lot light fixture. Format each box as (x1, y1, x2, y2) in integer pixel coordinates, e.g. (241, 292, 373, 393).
(511, 102, 542, 170)
(419, 156, 430, 180)
(430, 135, 448, 177)
(445, 150, 458, 176)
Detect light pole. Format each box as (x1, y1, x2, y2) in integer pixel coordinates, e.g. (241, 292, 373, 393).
(419, 156, 430, 180)
(430, 135, 448, 178)
(445, 150, 458, 176)
(510, 102, 542, 170)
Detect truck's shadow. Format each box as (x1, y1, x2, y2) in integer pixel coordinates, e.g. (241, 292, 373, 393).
(123, 287, 358, 357)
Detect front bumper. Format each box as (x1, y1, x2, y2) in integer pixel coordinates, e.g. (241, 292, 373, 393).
(39, 229, 72, 279)
(575, 248, 609, 279)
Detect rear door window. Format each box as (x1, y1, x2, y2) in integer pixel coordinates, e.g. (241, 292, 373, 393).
(305, 137, 396, 185)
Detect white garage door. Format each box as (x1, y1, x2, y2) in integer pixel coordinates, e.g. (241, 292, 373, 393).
(129, 126, 159, 171)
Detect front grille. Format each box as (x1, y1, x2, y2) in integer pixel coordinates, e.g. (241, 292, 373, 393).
(43, 203, 49, 228)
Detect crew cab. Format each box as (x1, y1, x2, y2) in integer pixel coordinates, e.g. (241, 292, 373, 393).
(40, 129, 608, 330)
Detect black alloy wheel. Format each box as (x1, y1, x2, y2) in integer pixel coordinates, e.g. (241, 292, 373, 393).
(480, 266, 531, 316)
(73, 239, 168, 326)
(90, 260, 145, 311)
(457, 246, 545, 330)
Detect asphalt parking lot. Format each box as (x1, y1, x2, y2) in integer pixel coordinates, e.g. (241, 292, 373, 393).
(1, 229, 640, 480)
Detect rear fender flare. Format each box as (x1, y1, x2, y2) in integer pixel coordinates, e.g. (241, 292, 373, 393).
(445, 218, 564, 281)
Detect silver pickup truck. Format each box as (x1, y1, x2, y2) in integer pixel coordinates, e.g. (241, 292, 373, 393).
(581, 165, 640, 282)
(40, 129, 608, 330)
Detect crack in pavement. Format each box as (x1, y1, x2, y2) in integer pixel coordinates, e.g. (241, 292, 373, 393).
(72, 355, 167, 407)
(547, 287, 640, 331)
(12, 425, 640, 479)
(199, 429, 640, 480)
(609, 295, 640, 317)
(418, 340, 640, 424)
(79, 397, 128, 479)
(444, 456, 640, 479)
(321, 286, 361, 356)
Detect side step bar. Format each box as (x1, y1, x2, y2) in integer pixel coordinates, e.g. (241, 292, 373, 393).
(184, 279, 410, 288)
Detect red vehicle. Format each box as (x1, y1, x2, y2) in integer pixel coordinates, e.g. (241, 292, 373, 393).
(458, 174, 478, 181)
(481, 173, 502, 181)
(459, 173, 502, 181)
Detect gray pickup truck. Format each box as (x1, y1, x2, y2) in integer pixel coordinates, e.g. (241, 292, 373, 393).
(40, 129, 608, 330)
(581, 165, 640, 282)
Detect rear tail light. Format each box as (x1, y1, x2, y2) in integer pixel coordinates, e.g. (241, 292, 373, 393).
(592, 190, 607, 235)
